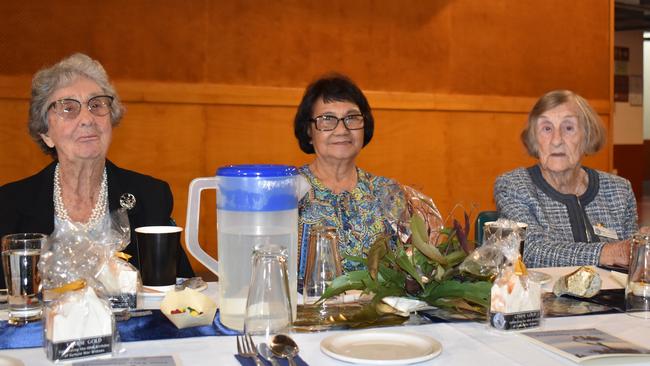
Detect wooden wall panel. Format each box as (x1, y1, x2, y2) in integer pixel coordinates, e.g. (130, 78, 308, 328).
(0, 1, 609, 98)
(0, 1, 613, 277)
(0, 100, 51, 182)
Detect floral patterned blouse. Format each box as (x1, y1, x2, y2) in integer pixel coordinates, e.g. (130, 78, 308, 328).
(297, 165, 403, 277)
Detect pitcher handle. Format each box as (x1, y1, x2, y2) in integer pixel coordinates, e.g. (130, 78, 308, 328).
(185, 177, 220, 276)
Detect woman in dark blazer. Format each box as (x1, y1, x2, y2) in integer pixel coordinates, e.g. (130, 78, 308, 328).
(0, 53, 193, 288)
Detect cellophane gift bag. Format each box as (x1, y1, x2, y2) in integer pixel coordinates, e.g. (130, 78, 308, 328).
(468, 219, 542, 331)
(38, 209, 140, 362)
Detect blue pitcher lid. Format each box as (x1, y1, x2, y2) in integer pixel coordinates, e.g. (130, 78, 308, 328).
(216, 164, 298, 177)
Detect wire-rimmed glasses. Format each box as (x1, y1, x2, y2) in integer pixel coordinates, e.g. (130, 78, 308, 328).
(48, 95, 114, 120)
(310, 114, 364, 131)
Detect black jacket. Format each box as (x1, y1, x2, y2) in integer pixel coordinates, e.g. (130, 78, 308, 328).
(0, 160, 194, 288)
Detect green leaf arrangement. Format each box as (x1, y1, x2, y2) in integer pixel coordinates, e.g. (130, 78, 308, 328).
(318, 195, 492, 322)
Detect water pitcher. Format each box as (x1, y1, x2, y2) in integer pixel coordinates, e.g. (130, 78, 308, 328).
(185, 165, 306, 330)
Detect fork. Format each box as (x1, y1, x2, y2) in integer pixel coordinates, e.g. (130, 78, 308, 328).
(237, 334, 263, 366)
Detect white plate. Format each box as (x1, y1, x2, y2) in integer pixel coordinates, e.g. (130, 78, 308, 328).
(320, 330, 442, 365)
(139, 282, 208, 298)
(528, 270, 552, 285)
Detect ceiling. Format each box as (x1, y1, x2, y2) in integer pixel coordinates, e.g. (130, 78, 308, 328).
(616, 0, 650, 31)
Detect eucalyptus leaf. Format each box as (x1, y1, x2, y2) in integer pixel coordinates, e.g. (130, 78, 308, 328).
(342, 254, 367, 265)
(394, 249, 424, 288)
(421, 280, 491, 308)
(445, 250, 467, 267)
(410, 214, 448, 265)
(377, 264, 406, 287)
(319, 270, 370, 300)
(367, 237, 389, 280)
(434, 264, 445, 282)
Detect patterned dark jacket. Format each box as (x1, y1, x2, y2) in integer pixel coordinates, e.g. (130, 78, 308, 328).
(494, 165, 638, 268)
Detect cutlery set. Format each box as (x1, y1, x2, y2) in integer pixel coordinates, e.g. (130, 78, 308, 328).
(237, 334, 299, 366)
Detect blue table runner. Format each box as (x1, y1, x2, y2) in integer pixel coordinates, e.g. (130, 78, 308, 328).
(0, 310, 239, 350)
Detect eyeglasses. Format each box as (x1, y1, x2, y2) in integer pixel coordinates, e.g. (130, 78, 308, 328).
(310, 114, 365, 131)
(47, 95, 114, 120)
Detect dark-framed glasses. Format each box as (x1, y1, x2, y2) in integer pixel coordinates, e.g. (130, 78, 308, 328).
(47, 95, 114, 120)
(310, 114, 365, 131)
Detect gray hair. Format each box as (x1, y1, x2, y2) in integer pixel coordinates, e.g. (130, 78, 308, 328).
(28, 53, 125, 157)
(521, 90, 606, 158)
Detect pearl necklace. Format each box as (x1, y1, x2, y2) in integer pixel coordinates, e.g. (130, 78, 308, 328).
(53, 163, 108, 230)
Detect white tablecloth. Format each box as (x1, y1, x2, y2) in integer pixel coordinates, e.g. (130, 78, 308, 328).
(2, 267, 648, 366)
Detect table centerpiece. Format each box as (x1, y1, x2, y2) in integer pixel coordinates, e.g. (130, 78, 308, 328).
(295, 185, 492, 329)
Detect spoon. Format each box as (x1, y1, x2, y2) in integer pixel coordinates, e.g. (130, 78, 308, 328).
(259, 343, 279, 366)
(270, 334, 299, 366)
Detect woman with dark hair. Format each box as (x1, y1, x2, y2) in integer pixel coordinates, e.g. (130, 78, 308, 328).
(495, 90, 645, 268)
(294, 74, 402, 275)
(0, 53, 194, 288)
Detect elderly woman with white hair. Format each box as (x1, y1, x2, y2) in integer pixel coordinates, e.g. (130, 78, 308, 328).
(495, 90, 644, 268)
(0, 53, 194, 287)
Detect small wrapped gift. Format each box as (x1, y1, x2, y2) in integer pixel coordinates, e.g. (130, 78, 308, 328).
(489, 266, 542, 330)
(487, 220, 542, 331)
(95, 251, 141, 310)
(39, 209, 141, 310)
(160, 288, 217, 329)
(553, 266, 601, 298)
(44, 285, 116, 362)
(93, 209, 141, 309)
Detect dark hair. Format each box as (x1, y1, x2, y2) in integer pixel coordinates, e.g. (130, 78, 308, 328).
(294, 74, 374, 154)
(521, 90, 605, 158)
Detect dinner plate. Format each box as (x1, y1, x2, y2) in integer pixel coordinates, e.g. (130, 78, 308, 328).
(320, 330, 442, 365)
(528, 270, 552, 285)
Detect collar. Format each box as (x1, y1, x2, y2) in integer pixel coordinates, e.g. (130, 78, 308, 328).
(299, 165, 374, 196)
(527, 164, 599, 205)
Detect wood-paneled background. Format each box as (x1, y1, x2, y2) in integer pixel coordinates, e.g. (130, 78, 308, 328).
(0, 1, 613, 278)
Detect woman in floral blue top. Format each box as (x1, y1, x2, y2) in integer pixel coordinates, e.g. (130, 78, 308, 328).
(293, 74, 403, 277)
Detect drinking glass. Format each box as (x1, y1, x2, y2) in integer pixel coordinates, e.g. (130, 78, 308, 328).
(1, 233, 47, 325)
(244, 244, 293, 341)
(302, 226, 342, 305)
(626, 233, 650, 318)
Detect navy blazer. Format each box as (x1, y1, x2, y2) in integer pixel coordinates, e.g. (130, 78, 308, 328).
(0, 160, 194, 288)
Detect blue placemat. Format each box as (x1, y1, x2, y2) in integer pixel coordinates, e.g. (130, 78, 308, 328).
(0, 310, 239, 350)
(235, 354, 308, 365)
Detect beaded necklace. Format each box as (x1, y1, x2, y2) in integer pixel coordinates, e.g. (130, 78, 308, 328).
(53, 163, 108, 230)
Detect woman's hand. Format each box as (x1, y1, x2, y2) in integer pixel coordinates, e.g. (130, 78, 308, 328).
(599, 240, 631, 267)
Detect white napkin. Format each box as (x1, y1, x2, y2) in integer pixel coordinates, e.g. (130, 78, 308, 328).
(51, 287, 113, 342)
(381, 297, 431, 316)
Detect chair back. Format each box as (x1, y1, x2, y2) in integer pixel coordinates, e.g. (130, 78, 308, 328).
(474, 210, 499, 246)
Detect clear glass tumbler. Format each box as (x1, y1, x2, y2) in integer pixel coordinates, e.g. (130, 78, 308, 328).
(1, 233, 47, 325)
(626, 233, 650, 318)
(244, 243, 293, 341)
(302, 226, 342, 305)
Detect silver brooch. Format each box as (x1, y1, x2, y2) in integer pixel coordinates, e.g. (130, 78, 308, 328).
(120, 193, 136, 210)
